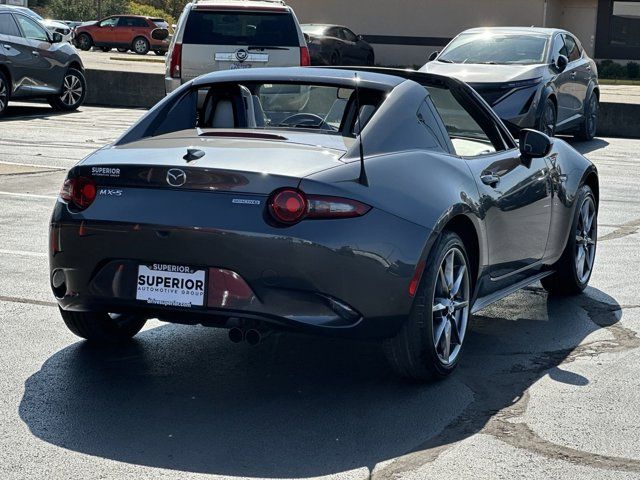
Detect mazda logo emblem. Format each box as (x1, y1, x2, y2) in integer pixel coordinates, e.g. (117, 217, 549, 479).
(235, 49, 249, 62)
(166, 168, 187, 187)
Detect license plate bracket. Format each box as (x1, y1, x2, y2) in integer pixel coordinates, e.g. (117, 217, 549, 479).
(136, 264, 207, 308)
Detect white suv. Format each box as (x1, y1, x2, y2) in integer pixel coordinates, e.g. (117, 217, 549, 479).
(165, 0, 309, 94)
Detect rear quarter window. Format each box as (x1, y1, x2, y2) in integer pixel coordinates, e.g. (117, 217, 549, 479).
(183, 10, 299, 46)
(0, 13, 20, 37)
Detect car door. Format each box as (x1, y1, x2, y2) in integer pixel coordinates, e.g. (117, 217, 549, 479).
(561, 34, 589, 123)
(13, 13, 59, 94)
(115, 17, 136, 47)
(92, 16, 119, 45)
(326, 27, 346, 63)
(429, 86, 552, 279)
(341, 27, 368, 65)
(0, 11, 34, 97)
(549, 33, 574, 125)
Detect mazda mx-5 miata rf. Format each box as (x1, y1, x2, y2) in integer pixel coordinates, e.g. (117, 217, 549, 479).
(49, 67, 599, 381)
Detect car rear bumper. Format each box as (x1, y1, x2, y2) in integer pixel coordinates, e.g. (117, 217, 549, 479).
(49, 211, 431, 339)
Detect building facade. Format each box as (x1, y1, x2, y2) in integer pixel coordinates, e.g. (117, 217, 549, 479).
(288, 0, 640, 65)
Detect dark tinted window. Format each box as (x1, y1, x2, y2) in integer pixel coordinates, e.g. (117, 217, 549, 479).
(417, 98, 449, 151)
(0, 13, 21, 37)
(183, 11, 298, 46)
(326, 27, 342, 39)
(564, 34, 581, 62)
(119, 17, 147, 27)
(342, 28, 358, 42)
(99, 17, 119, 28)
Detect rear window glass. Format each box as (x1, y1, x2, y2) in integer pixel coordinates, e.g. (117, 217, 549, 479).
(0, 13, 20, 37)
(152, 18, 168, 28)
(183, 10, 299, 46)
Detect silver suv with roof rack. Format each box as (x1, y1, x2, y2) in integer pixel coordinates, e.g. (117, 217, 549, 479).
(165, 0, 309, 95)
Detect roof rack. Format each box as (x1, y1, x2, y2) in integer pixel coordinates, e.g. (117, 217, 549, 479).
(193, 0, 286, 4)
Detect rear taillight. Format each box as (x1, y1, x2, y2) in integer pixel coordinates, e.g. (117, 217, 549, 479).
(169, 42, 182, 78)
(300, 46, 310, 66)
(60, 177, 97, 210)
(268, 188, 371, 225)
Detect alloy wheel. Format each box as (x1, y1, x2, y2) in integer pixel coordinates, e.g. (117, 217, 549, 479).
(134, 39, 147, 54)
(0, 77, 7, 112)
(61, 74, 83, 106)
(586, 96, 599, 138)
(575, 196, 597, 283)
(542, 102, 556, 136)
(432, 247, 470, 365)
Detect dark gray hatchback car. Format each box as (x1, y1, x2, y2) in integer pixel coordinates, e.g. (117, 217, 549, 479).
(421, 27, 599, 141)
(0, 6, 86, 116)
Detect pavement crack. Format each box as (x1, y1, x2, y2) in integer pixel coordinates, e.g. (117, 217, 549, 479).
(600, 218, 640, 241)
(0, 295, 56, 307)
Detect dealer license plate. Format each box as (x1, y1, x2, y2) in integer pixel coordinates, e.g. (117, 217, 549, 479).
(230, 62, 252, 69)
(136, 264, 206, 308)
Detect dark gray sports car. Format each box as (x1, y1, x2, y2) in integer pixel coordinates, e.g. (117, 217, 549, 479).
(421, 28, 600, 141)
(49, 67, 599, 381)
(302, 24, 375, 66)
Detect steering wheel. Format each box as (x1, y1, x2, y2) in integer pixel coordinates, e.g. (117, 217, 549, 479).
(278, 113, 330, 129)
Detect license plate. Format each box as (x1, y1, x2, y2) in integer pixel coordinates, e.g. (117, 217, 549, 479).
(230, 63, 252, 69)
(136, 264, 206, 308)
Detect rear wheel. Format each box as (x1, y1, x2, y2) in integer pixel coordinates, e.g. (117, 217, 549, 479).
(575, 94, 599, 141)
(541, 185, 597, 295)
(0, 70, 9, 116)
(153, 50, 166, 56)
(384, 231, 471, 381)
(48, 68, 86, 111)
(132, 36, 149, 55)
(76, 33, 92, 51)
(60, 308, 147, 344)
(538, 98, 557, 137)
(100, 46, 111, 52)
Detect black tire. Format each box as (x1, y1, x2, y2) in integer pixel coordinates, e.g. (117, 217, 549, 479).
(132, 36, 150, 55)
(575, 94, 599, 141)
(100, 46, 111, 52)
(330, 50, 341, 66)
(541, 185, 597, 295)
(117, 48, 128, 53)
(59, 308, 146, 344)
(76, 33, 92, 51)
(384, 231, 472, 381)
(153, 50, 167, 56)
(0, 69, 9, 116)
(537, 98, 557, 137)
(48, 68, 87, 112)
(366, 52, 375, 66)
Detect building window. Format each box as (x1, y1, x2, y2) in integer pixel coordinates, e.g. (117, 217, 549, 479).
(596, 0, 640, 59)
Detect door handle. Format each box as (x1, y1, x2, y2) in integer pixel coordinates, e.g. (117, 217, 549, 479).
(481, 173, 500, 187)
(31, 51, 40, 56)
(570, 72, 577, 79)
(2, 44, 11, 50)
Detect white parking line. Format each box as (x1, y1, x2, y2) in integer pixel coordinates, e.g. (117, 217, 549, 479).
(0, 249, 47, 258)
(0, 191, 57, 200)
(0, 160, 67, 170)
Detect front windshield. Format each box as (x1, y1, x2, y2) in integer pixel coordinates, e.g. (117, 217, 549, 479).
(192, 82, 381, 136)
(438, 32, 549, 65)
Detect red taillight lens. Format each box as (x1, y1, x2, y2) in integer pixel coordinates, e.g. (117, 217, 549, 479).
(60, 177, 97, 210)
(300, 46, 310, 66)
(270, 189, 307, 224)
(169, 42, 182, 78)
(268, 189, 371, 225)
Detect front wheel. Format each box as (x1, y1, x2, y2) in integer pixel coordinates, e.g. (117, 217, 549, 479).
(48, 68, 87, 111)
(76, 33, 92, 51)
(384, 231, 472, 381)
(575, 94, 599, 141)
(100, 46, 111, 52)
(541, 185, 597, 295)
(60, 308, 147, 344)
(538, 98, 557, 137)
(0, 69, 9, 116)
(132, 37, 150, 55)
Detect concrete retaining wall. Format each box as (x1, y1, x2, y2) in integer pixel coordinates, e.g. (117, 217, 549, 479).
(82, 68, 640, 138)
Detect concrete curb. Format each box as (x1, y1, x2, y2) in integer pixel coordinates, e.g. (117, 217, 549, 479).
(82, 68, 640, 138)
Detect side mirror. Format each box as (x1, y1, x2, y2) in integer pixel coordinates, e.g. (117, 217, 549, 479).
(357, 34, 364, 41)
(428, 51, 439, 62)
(51, 32, 63, 43)
(519, 129, 552, 159)
(151, 28, 169, 41)
(555, 54, 568, 73)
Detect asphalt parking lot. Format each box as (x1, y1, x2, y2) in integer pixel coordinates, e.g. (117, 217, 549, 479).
(1, 102, 639, 480)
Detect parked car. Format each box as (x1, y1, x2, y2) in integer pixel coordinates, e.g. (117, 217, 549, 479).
(301, 24, 375, 66)
(421, 27, 600, 140)
(165, 0, 309, 95)
(50, 66, 599, 381)
(74, 15, 170, 55)
(0, 6, 86, 116)
(13, 6, 73, 42)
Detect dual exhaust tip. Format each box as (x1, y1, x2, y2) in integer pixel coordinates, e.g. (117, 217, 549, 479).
(228, 327, 264, 346)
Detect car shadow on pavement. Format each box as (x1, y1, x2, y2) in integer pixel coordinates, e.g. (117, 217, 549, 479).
(1, 104, 79, 121)
(19, 286, 633, 478)
(565, 137, 610, 155)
